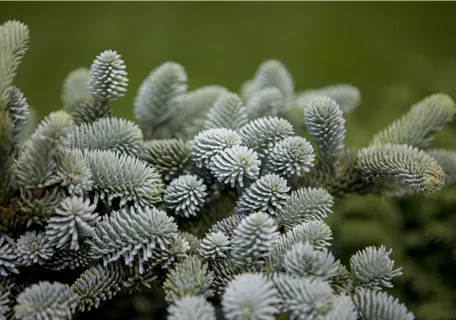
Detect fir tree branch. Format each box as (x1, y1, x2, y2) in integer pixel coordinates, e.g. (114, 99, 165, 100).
(371, 93, 456, 147)
(0, 20, 29, 109)
(134, 62, 187, 139)
(357, 144, 445, 194)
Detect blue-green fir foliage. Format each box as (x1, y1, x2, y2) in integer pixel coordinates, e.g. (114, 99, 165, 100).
(2, 19, 456, 320)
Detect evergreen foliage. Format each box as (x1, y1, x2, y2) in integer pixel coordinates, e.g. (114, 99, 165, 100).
(222, 273, 279, 320)
(134, 62, 187, 139)
(0, 234, 18, 276)
(168, 296, 216, 320)
(61, 68, 91, 109)
(0, 111, 14, 203)
(283, 241, 340, 280)
(239, 116, 295, 159)
(350, 245, 402, 289)
(83, 149, 164, 208)
(210, 145, 261, 187)
(14, 111, 73, 190)
(71, 263, 124, 312)
(296, 84, 361, 114)
(45, 242, 94, 271)
(163, 255, 214, 303)
(0, 281, 13, 320)
(3, 19, 456, 319)
(209, 214, 245, 239)
(45, 196, 99, 251)
(354, 288, 414, 320)
(141, 138, 191, 181)
(267, 220, 333, 271)
(63, 117, 143, 157)
(199, 231, 231, 261)
(235, 174, 290, 215)
(273, 274, 335, 320)
(7, 86, 29, 144)
(246, 87, 284, 119)
(51, 148, 93, 196)
(304, 96, 346, 168)
(426, 148, 456, 184)
(176, 85, 228, 139)
(164, 174, 208, 218)
(204, 92, 248, 131)
(371, 93, 455, 147)
(210, 259, 257, 295)
(87, 206, 178, 272)
(14, 282, 77, 320)
(88, 50, 128, 103)
(190, 128, 242, 169)
(230, 212, 280, 267)
(265, 136, 315, 178)
(66, 99, 112, 125)
(16, 230, 53, 266)
(276, 187, 334, 228)
(357, 144, 445, 194)
(0, 20, 29, 109)
(251, 59, 294, 106)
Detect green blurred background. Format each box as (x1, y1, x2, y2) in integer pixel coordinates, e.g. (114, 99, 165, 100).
(3, 2, 456, 319)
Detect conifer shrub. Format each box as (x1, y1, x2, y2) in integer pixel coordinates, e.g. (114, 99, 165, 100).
(1, 20, 456, 320)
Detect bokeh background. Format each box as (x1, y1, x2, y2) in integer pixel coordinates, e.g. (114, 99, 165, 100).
(2, 2, 456, 319)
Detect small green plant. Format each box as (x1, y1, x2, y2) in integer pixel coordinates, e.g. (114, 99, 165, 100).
(1, 20, 456, 320)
